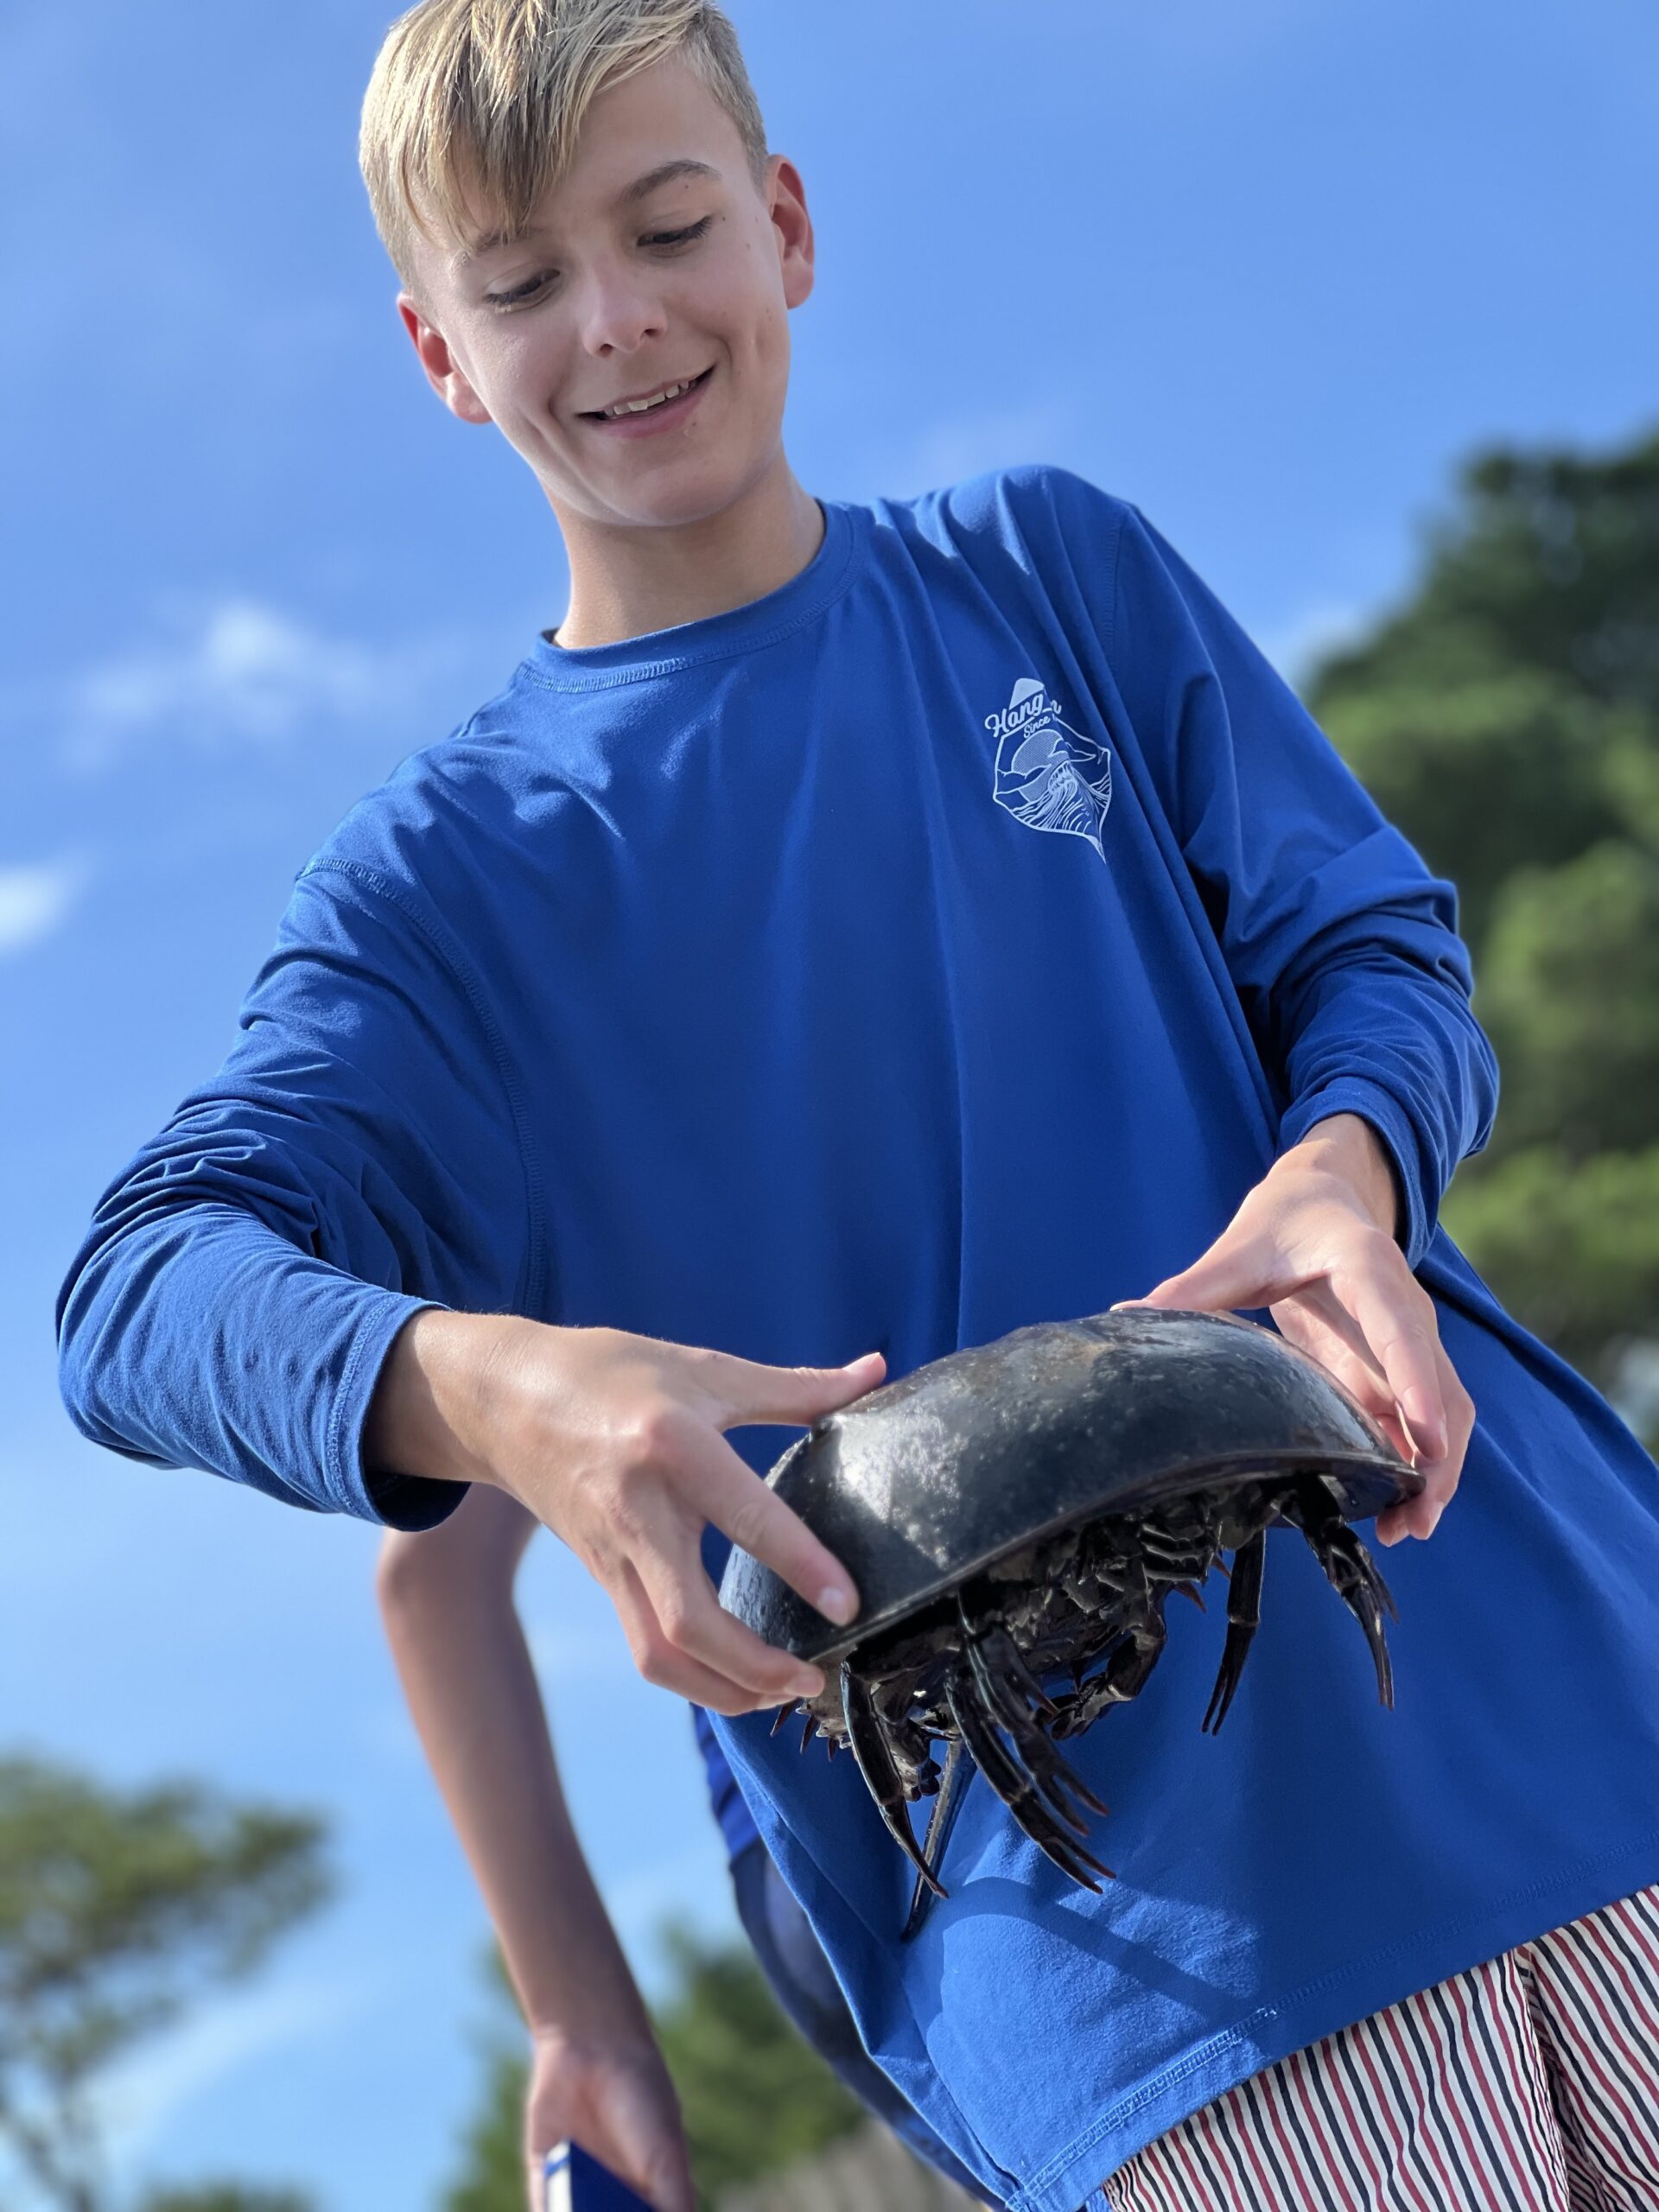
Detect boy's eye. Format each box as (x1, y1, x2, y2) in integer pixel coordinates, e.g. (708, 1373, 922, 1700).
(487, 272, 556, 310)
(485, 216, 713, 309)
(642, 216, 714, 251)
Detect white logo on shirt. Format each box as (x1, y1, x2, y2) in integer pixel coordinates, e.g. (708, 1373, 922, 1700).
(987, 677, 1113, 859)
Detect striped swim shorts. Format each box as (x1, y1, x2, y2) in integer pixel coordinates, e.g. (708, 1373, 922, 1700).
(1102, 1884, 1659, 2212)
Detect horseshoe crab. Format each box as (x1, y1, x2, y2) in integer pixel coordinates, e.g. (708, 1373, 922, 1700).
(719, 1309, 1420, 1926)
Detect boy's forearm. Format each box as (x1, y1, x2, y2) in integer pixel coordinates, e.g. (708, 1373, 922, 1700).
(378, 1515, 652, 2043)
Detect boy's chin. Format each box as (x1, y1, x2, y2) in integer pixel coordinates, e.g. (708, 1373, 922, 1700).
(564, 462, 769, 534)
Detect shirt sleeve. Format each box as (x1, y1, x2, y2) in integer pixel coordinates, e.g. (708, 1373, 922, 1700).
(1100, 493, 1499, 1270)
(55, 859, 533, 1528)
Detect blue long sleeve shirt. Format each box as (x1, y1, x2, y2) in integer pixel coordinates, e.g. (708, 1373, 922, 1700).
(59, 469, 1659, 2209)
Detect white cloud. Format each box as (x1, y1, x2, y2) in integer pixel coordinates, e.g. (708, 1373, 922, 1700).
(70, 1971, 372, 2177)
(912, 399, 1077, 492)
(0, 855, 91, 957)
(52, 598, 462, 774)
(863, 397, 1078, 505)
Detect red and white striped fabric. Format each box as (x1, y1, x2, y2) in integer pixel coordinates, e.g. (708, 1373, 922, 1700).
(1102, 1885, 1659, 2212)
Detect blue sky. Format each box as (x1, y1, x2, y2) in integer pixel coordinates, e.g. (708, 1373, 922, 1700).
(3, 0, 1656, 2203)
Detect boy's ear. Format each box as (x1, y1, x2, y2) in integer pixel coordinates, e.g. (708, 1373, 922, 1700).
(767, 156, 815, 311)
(397, 296, 493, 426)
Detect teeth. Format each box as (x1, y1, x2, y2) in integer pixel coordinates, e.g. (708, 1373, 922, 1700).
(602, 377, 694, 419)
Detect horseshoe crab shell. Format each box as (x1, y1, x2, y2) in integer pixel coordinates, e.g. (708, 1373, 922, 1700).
(719, 1308, 1418, 1668)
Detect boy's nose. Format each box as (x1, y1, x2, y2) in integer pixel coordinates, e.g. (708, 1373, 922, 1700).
(576, 267, 667, 358)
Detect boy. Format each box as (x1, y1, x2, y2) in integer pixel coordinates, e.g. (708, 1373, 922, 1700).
(57, 4, 1659, 2209)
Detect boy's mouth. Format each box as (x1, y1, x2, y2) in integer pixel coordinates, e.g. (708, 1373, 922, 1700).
(579, 365, 714, 433)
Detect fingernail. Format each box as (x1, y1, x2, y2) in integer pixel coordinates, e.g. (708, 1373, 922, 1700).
(817, 1584, 856, 1626)
(791, 1669, 824, 1700)
(1404, 1391, 1446, 1459)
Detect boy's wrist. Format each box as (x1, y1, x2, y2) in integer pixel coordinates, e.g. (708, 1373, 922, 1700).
(527, 1987, 656, 2056)
(512, 1889, 658, 2048)
(365, 1307, 518, 1489)
(1271, 1111, 1402, 1242)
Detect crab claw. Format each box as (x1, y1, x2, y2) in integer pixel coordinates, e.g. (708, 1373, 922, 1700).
(903, 1742, 973, 1941)
(945, 1675, 1114, 1892)
(964, 1631, 1109, 1825)
(1202, 1524, 1266, 1735)
(842, 1662, 947, 1901)
(1283, 1477, 1399, 1707)
(972, 1616, 1060, 1718)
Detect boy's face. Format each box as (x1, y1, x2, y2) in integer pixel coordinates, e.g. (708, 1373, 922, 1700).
(399, 56, 812, 537)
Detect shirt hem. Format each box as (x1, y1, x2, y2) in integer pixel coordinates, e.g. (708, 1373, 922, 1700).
(324, 1290, 452, 1523)
(1005, 1827, 1659, 2212)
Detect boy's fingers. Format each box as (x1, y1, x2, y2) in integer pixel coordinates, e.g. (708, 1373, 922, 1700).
(676, 1425, 861, 1628)
(701, 1349, 886, 1428)
(1116, 1232, 1289, 1319)
(613, 1555, 815, 1712)
(598, 2062, 698, 2212)
(1406, 1338, 1471, 1516)
(1275, 1307, 1410, 1452)
(629, 1507, 826, 1706)
(644, 1562, 824, 1712)
(1331, 1257, 1448, 1465)
(1374, 1340, 1470, 1545)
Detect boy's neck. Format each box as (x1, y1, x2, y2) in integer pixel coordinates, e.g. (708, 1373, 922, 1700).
(551, 456, 824, 650)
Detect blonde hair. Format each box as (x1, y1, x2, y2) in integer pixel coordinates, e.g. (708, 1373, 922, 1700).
(359, 0, 768, 294)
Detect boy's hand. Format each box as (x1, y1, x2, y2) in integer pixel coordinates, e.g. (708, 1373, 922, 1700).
(1115, 1114, 1474, 1548)
(367, 1313, 880, 1712)
(524, 2025, 695, 2212)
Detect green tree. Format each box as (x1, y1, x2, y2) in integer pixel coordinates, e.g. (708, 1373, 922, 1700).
(1313, 435, 1659, 716)
(0, 1756, 330, 2212)
(651, 1923, 861, 2202)
(1308, 426, 1659, 1396)
(1433, 1147, 1659, 1380)
(1311, 669, 1628, 950)
(1477, 843, 1659, 1160)
(441, 1993, 523, 2212)
(442, 1929, 863, 2212)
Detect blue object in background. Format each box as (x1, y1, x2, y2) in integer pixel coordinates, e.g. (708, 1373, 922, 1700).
(543, 2141, 653, 2212)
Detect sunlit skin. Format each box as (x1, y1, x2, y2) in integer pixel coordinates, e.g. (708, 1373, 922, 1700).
(397, 54, 823, 647)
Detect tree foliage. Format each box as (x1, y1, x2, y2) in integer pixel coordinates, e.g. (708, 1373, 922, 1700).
(0, 1756, 330, 2212)
(651, 1923, 862, 2202)
(1313, 435, 1659, 715)
(1308, 427, 1659, 1395)
(440, 1997, 523, 2212)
